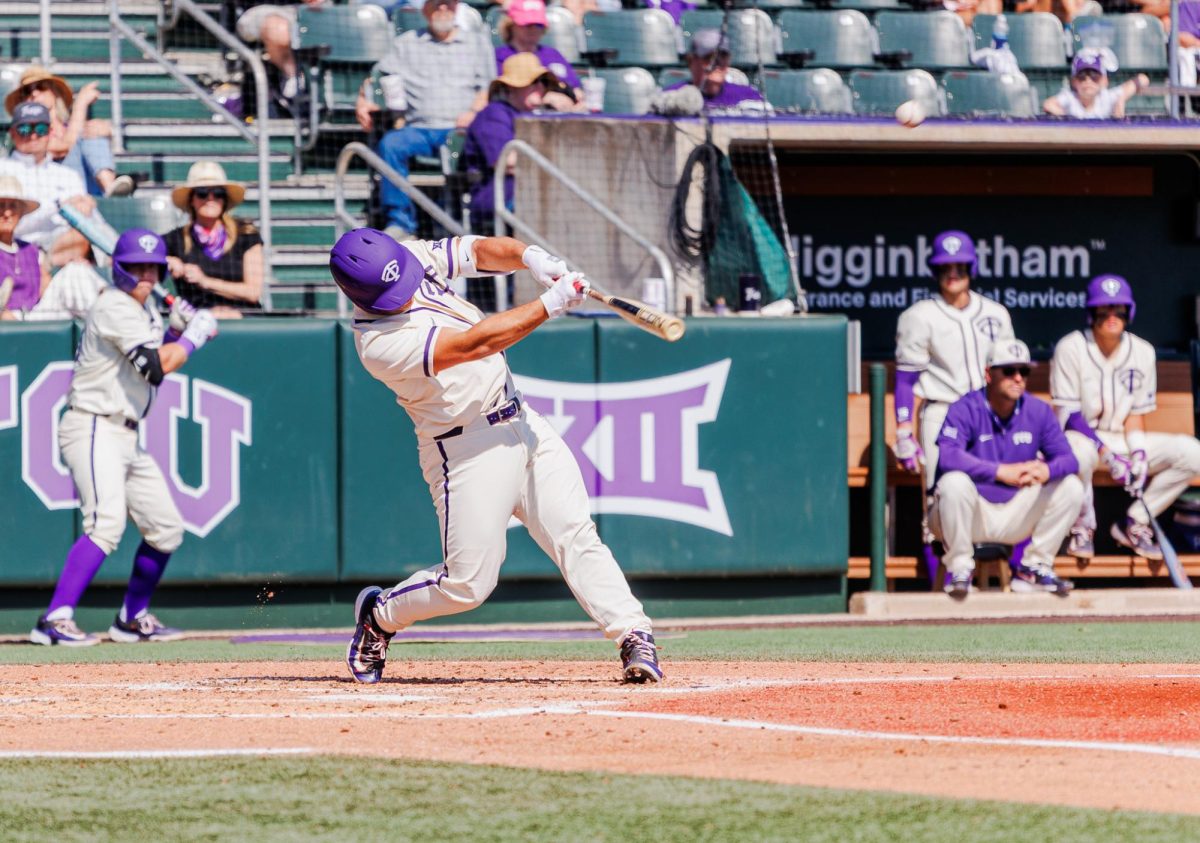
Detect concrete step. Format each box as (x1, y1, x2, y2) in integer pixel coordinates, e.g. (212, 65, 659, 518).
(0, 31, 146, 61)
(92, 94, 215, 122)
(115, 153, 294, 184)
(121, 123, 296, 155)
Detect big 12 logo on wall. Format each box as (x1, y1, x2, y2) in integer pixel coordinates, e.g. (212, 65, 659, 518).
(1, 363, 251, 537)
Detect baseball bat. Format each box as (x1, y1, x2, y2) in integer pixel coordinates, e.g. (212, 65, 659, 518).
(1135, 491, 1193, 590)
(56, 200, 175, 306)
(586, 288, 685, 342)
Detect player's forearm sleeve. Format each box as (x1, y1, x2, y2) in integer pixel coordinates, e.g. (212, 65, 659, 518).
(1065, 411, 1103, 450)
(894, 369, 919, 425)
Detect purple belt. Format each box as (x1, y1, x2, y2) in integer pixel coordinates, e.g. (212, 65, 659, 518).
(434, 397, 522, 441)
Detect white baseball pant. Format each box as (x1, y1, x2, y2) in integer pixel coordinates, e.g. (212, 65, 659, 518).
(918, 400, 949, 493)
(374, 407, 652, 641)
(1066, 429, 1200, 528)
(58, 409, 184, 555)
(930, 471, 1083, 575)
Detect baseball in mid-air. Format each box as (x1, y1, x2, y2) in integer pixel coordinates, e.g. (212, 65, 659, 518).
(895, 100, 926, 128)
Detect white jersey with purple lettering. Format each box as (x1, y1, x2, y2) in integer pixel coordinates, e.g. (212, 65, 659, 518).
(1050, 329, 1157, 433)
(67, 286, 164, 422)
(895, 291, 1014, 404)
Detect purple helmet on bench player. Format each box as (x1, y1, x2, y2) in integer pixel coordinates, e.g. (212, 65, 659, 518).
(329, 228, 424, 314)
(1086, 274, 1135, 324)
(112, 228, 167, 293)
(927, 230, 978, 279)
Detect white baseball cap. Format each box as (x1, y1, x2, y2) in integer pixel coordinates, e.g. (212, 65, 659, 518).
(987, 339, 1035, 369)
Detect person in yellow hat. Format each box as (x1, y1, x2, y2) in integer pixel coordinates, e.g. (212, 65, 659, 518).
(6, 66, 133, 197)
(162, 162, 262, 316)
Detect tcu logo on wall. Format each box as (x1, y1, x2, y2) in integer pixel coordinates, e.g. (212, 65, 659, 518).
(5, 363, 251, 537)
(514, 359, 732, 535)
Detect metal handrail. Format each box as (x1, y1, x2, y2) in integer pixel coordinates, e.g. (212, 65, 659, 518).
(108, 0, 274, 309)
(494, 138, 676, 314)
(39, 0, 51, 65)
(333, 141, 466, 316)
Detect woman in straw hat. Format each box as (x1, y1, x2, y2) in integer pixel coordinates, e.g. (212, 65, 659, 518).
(0, 175, 49, 319)
(164, 161, 263, 316)
(7, 66, 134, 198)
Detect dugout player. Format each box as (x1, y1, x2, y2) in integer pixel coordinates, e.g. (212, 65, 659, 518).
(1051, 275, 1200, 560)
(930, 340, 1081, 597)
(331, 228, 662, 685)
(30, 229, 219, 646)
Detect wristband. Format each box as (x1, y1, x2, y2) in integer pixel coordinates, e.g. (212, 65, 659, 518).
(451, 235, 486, 279)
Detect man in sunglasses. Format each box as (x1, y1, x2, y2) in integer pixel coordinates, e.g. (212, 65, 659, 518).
(1051, 275, 1200, 561)
(930, 340, 1081, 597)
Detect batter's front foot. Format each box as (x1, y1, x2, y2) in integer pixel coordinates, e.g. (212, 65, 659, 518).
(620, 630, 663, 684)
(346, 586, 393, 684)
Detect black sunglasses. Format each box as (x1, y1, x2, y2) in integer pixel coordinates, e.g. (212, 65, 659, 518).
(192, 187, 227, 201)
(21, 80, 54, 98)
(998, 366, 1031, 378)
(15, 122, 49, 138)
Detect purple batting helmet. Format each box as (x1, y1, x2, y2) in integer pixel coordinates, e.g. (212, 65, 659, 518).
(329, 228, 423, 313)
(112, 227, 167, 293)
(1085, 273, 1135, 324)
(927, 230, 978, 279)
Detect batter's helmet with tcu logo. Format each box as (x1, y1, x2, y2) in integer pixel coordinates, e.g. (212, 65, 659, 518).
(329, 228, 424, 313)
(927, 230, 978, 278)
(1086, 274, 1136, 324)
(112, 227, 167, 292)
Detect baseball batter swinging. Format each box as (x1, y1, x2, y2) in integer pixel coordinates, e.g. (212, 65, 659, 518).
(30, 228, 219, 646)
(331, 228, 662, 684)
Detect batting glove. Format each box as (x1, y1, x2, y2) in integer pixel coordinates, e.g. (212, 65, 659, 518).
(180, 309, 218, 353)
(168, 297, 198, 335)
(523, 245, 569, 289)
(1127, 449, 1149, 493)
(539, 272, 590, 320)
(894, 430, 923, 473)
(1102, 450, 1134, 488)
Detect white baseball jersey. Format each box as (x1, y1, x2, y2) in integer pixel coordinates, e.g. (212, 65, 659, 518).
(352, 238, 516, 440)
(67, 287, 164, 421)
(895, 291, 1014, 404)
(1050, 329, 1156, 433)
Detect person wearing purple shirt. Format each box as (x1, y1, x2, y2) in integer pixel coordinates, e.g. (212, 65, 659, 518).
(645, 0, 695, 25)
(495, 0, 583, 107)
(0, 175, 50, 319)
(664, 29, 767, 112)
(930, 339, 1082, 597)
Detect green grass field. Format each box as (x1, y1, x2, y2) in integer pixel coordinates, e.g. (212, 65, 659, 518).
(5, 620, 1199, 841)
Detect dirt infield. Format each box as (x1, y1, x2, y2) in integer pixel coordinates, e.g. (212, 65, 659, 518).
(3, 660, 1199, 814)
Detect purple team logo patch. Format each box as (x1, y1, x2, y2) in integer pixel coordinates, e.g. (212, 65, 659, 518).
(515, 359, 732, 535)
(975, 316, 1003, 341)
(1120, 368, 1145, 395)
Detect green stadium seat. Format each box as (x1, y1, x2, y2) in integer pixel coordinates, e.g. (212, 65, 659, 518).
(942, 70, 1034, 117)
(96, 195, 188, 237)
(679, 9, 779, 68)
(848, 68, 942, 115)
(298, 5, 393, 63)
(760, 68, 852, 113)
(777, 10, 878, 70)
(582, 10, 681, 68)
(657, 67, 752, 87)
(875, 10, 972, 70)
(972, 13, 1067, 70)
(393, 7, 427, 36)
(1071, 14, 1166, 72)
(593, 67, 659, 114)
(545, 6, 584, 64)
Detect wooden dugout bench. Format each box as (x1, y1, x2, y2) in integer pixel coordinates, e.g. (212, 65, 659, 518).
(847, 361, 1200, 582)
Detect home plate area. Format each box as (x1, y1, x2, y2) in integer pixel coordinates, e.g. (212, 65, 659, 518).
(3, 661, 1199, 814)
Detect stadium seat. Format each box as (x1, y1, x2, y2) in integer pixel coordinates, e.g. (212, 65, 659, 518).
(679, 9, 779, 68)
(874, 10, 972, 70)
(776, 10, 878, 70)
(298, 4, 393, 113)
(392, 7, 426, 36)
(942, 70, 1034, 117)
(848, 68, 942, 115)
(96, 195, 188, 236)
(1071, 14, 1167, 72)
(759, 68, 853, 113)
(593, 67, 659, 114)
(971, 13, 1067, 70)
(657, 67, 752, 88)
(582, 10, 681, 68)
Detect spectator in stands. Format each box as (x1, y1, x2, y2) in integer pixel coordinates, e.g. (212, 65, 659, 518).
(464, 54, 564, 233)
(929, 340, 1081, 597)
(943, 0, 1000, 29)
(236, 0, 329, 110)
(1043, 52, 1149, 119)
(0, 176, 49, 320)
(1175, 0, 1200, 87)
(164, 162, 263, 317)
(355, 0, 495, 241)
(644, 0, 696, 25)
(6, 67, 134, 198)
(662, 29, 767, 112)
(495, 0, 585, 110)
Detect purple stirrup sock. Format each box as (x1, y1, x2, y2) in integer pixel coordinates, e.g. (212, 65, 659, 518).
(1009, 537, 1031, 571)
(46, 536, 109, 616)
(921, 543, 941, 585)
(120, 541, 172, 622)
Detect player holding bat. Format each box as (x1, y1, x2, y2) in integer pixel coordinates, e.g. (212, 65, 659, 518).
(331, 228, 662, 685)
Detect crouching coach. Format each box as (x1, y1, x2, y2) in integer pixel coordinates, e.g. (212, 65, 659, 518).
(929, 340, 1082, 597)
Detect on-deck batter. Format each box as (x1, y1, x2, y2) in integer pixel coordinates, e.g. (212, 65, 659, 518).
(332, 228, 661, 684)
(30, 228, 218, 646)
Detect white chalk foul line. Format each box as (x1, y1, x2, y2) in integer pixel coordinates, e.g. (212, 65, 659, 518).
(0, 748, 315, 759)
